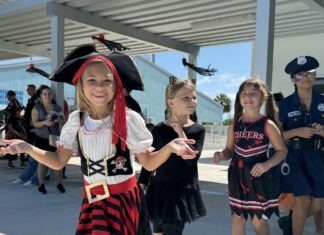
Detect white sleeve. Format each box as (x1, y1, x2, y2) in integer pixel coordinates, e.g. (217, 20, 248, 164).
(126, 110, 153, 155)
(58, 110, 81, 151)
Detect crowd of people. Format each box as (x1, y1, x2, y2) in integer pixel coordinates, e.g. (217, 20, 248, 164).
(0, 42, 323, 235)
(2, 84, 68, 194)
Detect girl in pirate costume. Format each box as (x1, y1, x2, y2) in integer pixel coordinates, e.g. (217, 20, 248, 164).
(213, 78, 287, 235)
(138, 77, 207, 235)
(0, 44, 198, 235)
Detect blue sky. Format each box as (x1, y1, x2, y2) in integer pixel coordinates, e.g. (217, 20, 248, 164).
(153, 42, 252, 115)
(0, 42, 252, 116)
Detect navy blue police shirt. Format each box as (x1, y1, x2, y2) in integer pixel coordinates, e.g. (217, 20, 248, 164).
(279, 90, 324, 143)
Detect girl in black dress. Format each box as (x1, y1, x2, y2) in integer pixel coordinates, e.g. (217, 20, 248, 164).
(213, 78, 287, 235)
(139, 77, 206, 235)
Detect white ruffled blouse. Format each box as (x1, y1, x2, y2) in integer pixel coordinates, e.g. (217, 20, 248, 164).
(59, 109, 153, 185)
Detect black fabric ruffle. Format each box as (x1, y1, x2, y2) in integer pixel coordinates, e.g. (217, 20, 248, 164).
(145, 180, 206, 224)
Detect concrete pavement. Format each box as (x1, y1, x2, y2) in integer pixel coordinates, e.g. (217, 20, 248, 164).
(0, 150, 316, 235)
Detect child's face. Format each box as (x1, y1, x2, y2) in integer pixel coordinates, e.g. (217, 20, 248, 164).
(82, 62, 115, 109)
(168, 86, 197, 117)
(239, 85, 263, 110)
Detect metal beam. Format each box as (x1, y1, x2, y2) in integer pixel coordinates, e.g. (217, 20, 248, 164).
(50, 15, 65, 109)
(0, 0, 51, 16)
(46, 2, 199, 55)
(0, 39, 49, 57)
(300, 0, 324, 17)
(252, 0, 275, 89)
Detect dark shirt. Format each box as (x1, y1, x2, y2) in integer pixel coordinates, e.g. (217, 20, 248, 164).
(138, 122, 205, 187)
(24, 94, 38, 130)
(279, 90, 324, 143)
(4, 98, 21, 122)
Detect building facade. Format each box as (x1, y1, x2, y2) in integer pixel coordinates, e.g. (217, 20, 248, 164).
(0, 56, 223, 125)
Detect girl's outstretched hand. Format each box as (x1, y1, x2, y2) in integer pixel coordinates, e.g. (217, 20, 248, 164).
(168, 138, 198, 159)
(0, 139, 30, 155)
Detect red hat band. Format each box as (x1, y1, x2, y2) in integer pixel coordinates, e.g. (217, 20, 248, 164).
(73, 55, 127, 151)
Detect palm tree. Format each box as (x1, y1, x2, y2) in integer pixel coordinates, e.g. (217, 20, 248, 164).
(214, 93, 231, 114)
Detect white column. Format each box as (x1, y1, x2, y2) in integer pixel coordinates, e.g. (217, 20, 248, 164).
(50, 15, 65, 108)
(188, 54, 198, 81)
(252, 0, 275, 89)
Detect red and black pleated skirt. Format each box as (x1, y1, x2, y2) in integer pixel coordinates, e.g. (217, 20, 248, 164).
(76, 176, 150, 235)
(228, 154, 279, 220)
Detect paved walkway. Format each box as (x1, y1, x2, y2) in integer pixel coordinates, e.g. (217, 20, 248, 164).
(0, 150, 316, 235)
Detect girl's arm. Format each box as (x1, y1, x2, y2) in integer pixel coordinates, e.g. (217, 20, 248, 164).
(250, 120, 287, 177)
(282, 127, 317, 140)
(213, 123, 234, 163)
(136, 138, 197, 171)
(0, 139, 73, 170)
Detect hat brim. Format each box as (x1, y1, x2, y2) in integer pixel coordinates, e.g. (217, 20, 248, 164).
(107, 52, 144, 91)
(49, 45, 144, 91)
(49, 44, 98, 85)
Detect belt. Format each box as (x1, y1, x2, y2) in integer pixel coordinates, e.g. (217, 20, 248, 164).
(286, 138, 322, 150)
(84, 176, 137, 204)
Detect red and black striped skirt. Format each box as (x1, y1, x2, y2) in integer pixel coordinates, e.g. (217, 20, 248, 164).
(76, 176, 142, 235)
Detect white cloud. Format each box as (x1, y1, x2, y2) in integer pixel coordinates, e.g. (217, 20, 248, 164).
(196, 72, 249, 120)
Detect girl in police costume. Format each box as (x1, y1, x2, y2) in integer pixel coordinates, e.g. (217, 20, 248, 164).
(278, 55, 324, 235)
(213, 78, 287, 235)
(0, 44, 198, 235)
(139, 77, 206, 235)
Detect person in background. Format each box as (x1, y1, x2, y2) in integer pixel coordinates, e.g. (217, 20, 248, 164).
(278, 56, 324, 235)
(12, 84, 39, 186)
(139, 77, 206, 235)
(0, 44, 197, 235)
(31, 85, 65, 194)
(213, 78, 287, 235)
(5, 107, 26, 168)
(4, 90, 24, 168)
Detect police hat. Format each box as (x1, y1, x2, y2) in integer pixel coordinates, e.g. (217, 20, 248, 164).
(285, 56, 319, 75)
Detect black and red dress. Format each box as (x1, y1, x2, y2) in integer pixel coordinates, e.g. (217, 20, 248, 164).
(60, 110, 153, 235)
(228, 116, 279, 220)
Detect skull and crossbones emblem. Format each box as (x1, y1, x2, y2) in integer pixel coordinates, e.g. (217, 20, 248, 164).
(111, 156, 128, 173)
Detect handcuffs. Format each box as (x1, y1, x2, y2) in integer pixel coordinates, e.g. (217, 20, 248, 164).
(281, 160, 290, 176)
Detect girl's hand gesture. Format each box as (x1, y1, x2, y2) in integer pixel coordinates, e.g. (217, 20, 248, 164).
(312, 123, 324, 137)
(0, 139, 30, 155)
(296, 126, 317, 138)
(168, 138, 198, 159)
(250, 162, 271, 177)
(213, 151, 223, 163)
(169, 114, 186, 138)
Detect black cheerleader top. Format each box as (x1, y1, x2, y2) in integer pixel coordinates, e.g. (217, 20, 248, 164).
(234, 116, 269, 158)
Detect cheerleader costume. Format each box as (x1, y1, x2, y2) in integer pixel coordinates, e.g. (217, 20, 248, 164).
(228, 116, 279, 220)
(59, 110, 153, 235)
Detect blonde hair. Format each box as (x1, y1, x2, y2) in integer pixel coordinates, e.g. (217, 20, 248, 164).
(165, 78, 196, 118)
(76, 59, 115, 118)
